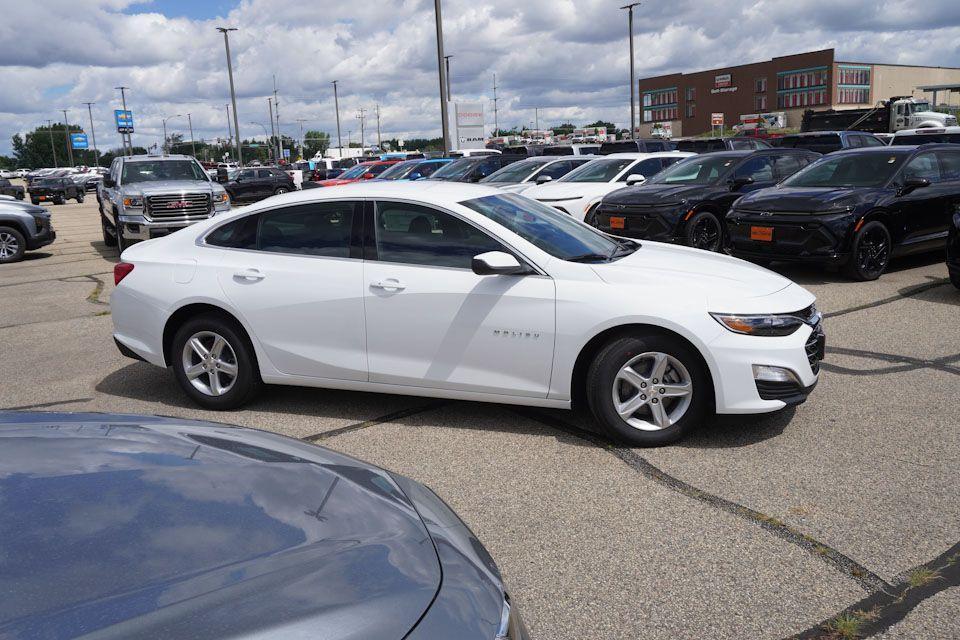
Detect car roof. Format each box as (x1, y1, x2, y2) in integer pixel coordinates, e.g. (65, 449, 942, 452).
(123, 154, 196, 161)
(238, 180, 503, 212)
(830, 145, 917, 155)
(893, 126, 960, 135)
(598, 152, 693, 159)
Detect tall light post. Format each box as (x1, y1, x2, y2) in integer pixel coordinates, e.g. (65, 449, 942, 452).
(217, 26, 243, 166)
(374, 106, 381, 151)
(444, 54, 453, 101)
(225, 103, 233, 151)
(296, 118, 307, 160)
(434, 0, 450, 153)
(331, 80, 343, 159)
(621, 3, 641, 140)
(82, 102, 99, 166)
(186, 113, 196, 157)
(61, 109, 74, 167)
(272, 75, 282, 162)
(46, 119, 58, 168)
(115, 86, 131, 155)
(267, 98, 276, 163)
(356, 108, 366, 153)
(161, 114, 182, 155)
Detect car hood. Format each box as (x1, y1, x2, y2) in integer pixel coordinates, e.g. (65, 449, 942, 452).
(0, 412, 441, 640)
(593, 241, 798, 303)
(0, 200, 47, 215)
(129, 180, 220, 195)
(735, 186, 878, 213)
(603, 183, 717, 205)
(525, 181, 613, 200)
(317, 177, 360, 187)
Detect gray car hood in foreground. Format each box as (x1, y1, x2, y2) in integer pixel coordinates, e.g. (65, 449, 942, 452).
(0, 413, 442, 639)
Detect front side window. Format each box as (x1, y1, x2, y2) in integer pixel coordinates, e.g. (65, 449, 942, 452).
(259, 202, 357, 257)
(771, 154, 802, 180)
(901, 154, 941, 183)
(374, 202, 503, 269)
(782, 153, 910, 188)
(733, 156, 774, 181)
(430, 158, 481, 181)
(860, 135, 885, 147)
(237, 169, 257, 180)
(536, 161, 575, 180)
(121, 160, 208, 184)
(647, 155, 738, 185)
(619, 158, 664, 181)
(460, 193, 619, 261)
(937, 151, 960, 180)
(560, 158, 634, 183)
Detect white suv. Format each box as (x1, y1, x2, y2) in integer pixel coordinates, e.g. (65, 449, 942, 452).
(111, 181, 822, 446)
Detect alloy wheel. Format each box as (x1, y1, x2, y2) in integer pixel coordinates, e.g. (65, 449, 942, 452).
(181, 331, 239, 396)
(857, 227, 889, 275)
(611, 351, 693, 431)
(690, 216, 721, 251)
(0, 231, 20, 259)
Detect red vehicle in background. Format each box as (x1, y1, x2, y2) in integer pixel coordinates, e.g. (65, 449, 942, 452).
(314, 160, 401, 187)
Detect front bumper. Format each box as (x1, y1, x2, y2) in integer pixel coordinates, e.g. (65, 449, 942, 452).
(118, 208, 226, 240)
(726, 210, 854, 264)
(26, 219, 55, 250)
(594, 204, 684, 241)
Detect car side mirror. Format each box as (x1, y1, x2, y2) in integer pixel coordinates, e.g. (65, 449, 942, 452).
(900, 177, 930, 195)
(729, 176, 754, 190)
(102, 176, 115, 188)
(471, 251, 529, 276)
(217, 168, 229, 183)
(625, 173, 646, 186)
(536, 174, 553, 185)
(362, 173, 375, 180)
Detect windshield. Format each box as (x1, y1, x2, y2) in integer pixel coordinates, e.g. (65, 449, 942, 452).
(892, 132, 960, 145)
(38, 178, 61, 186)
(647, 155, 737, 185)
(337, 164, 370, 179)
(480, 159, 548, 184)
(910, 101, 931, 114)
(377, 161, 419, 180)
(430, 158, 479, 180)
(460, 193, 622, 261)
(121, 160, 208, 184)
(781, 152, 909, 188)
(560, 158, 633, 183)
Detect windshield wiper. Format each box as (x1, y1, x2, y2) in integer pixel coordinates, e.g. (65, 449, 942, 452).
(566, 253, 611, 263)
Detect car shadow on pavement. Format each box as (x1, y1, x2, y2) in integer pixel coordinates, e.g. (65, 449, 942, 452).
(89, 240, 120, 262)
(772, 251, 945, 286)
(14, 251, 54, 262)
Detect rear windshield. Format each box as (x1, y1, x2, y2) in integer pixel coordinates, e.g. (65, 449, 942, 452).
(892, 133, 960, 145)
(599, 141, 640, 155)
(779, 135, 842, 154)
(676, 139, 728, 153)
(543, 146, 573, 156)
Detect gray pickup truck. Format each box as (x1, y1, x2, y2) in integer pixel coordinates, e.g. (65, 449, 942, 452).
(0, 197, 54, 263)
(99, 154, 231, 250)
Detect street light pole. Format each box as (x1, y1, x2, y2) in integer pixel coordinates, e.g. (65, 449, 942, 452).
(444, 55, 453, 101)
(621, 3, 641, 140)
(217, 27, 243, 167)
(267, 98, 276, 163)
(273, 75, 281, 162)
(46, 119, 58, 168)
(374, 105, 381, 150)
(356, 108, 366, 153)
(115, 86, 131, 155)
(161, 114, 182, 155)
(82, 102, 99, 167)
(434, 0, 450, 153)
(225, 103, 233, 152)
(61, 109, 74, 167)
(187, 113, 196, 157)
(331, 81, 343, 159)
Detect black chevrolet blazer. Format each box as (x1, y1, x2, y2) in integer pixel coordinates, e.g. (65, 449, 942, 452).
(726, 144, 960, 280)
(594, 149, 819, 251)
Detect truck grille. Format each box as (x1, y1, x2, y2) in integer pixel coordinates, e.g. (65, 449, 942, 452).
(145, 193, 211, 221)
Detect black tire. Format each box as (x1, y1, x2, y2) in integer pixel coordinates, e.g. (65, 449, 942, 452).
(685, 210, 724, 252)
(15, 192, 23, 201)
(585, 332, 711, 446)
(950, 268, 960, 291)
(101, 215, 117, 247)
(171, 313, 263, 410)
(843, 220, 891, 281)
(274, 187, 288, 195)
(54, 195, 64, 205)
(31, 199, 39, 205)
(0, 225, 27, 263)
(116, 216, 128, 253)
(76, 192, 84, 203)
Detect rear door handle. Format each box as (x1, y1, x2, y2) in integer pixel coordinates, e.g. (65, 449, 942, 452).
(234, 268, 265, 281)
(370, 278, 406, 291)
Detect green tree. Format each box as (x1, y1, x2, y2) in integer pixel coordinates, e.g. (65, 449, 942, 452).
(11, 123, 109, 168)
(584, 120, 616, 131)
(302, 130, 330, 159)
(551, 122, 576, 135)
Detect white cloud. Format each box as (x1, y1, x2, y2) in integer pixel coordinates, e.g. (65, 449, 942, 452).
(2, 0, 960, 156)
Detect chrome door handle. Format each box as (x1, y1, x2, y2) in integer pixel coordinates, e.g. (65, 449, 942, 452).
(234, 268, 265, 281)
(371, 279, 406, 291)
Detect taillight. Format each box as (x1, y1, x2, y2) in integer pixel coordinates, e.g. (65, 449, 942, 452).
(114, 262, 134, 285)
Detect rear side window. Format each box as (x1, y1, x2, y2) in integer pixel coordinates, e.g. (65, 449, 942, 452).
(860, 135, 885, 147)
(256, 170, 273, 178)
(729, 139, 754, 150)
(937, 151, 960, 180)
(259, 202, 357, 257)
(734, 156, 774, 181)
(771, 154, 802, 180)
(206, 214, 259, 250)
(645, 141, 666, 152)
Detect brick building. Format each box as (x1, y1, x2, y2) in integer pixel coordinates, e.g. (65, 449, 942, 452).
(636, 49, 960, 137)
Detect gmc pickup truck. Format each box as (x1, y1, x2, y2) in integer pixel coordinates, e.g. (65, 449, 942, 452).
(99, 154, 231, 251)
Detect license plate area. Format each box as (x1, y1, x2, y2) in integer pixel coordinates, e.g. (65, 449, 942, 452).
(750, 225, 773, 241)
(609, 216, 625, 230)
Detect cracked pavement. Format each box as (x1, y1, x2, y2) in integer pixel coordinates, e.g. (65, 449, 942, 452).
(1, 192, 958, 638)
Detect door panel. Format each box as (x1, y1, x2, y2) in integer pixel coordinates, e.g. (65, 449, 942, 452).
(213, 202, 367, 380)
(895, 153, 946, 248)
(364, 201, 556, 397)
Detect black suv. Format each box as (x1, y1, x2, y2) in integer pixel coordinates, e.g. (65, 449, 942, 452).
(223, 167, 296, 203)
(727, 144, 960, 280)
(594, 149, 819, 251)
(599, 139, 672, 154)
(428, 155, 524, 182)
(675, 137, 772, 152)
(29, 177, 84, 205)
(0, 177, 25, 200)
(777, 131, 886, 154)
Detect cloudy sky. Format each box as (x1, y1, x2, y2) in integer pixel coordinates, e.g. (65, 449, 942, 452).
(2, 0, 960, 156)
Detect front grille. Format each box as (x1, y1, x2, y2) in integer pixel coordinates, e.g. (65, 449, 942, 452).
(798, 304, 825, 374)
(145, 192, 211, 221)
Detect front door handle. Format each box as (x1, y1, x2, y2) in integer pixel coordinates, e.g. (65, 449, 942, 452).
(370, 278, 406, 291)
(234, 268, 265, 281)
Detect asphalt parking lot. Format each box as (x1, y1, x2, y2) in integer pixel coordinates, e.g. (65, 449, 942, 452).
(1, 187, 958, 639)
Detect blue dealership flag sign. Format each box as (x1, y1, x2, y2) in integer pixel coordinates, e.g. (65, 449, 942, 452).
(70, 133, 89, 149)
(114, 109, 134, 133)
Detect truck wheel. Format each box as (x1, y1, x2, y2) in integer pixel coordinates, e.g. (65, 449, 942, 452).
(116, 223, 128, 253)
(0, 226, 26, 263)
(101, 216, 117, 247)
(843, 221, 890, 281)
(274, 187, 288, 195)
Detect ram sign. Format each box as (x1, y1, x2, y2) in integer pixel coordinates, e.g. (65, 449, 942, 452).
(449, 102, 486, 150)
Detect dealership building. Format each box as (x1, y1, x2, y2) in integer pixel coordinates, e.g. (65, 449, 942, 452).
(636, 48, 960, 137)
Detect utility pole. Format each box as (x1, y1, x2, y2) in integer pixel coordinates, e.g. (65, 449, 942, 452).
(187, 113, 196, 157)
(217, 27, 243, 166)
(374, 105, 382, 150)
(161, 114, 181, 155)
(268, 98, 276, 163)
(273, 75, 281, 162)
(115, 86, 131, 155)
(225, 103, 233, 152)
(296, 118, 307, 160)
(61, 109, 74, 167)
(82, 102, 99, 166)
(444, 55, 453, 101)
(46, 119, 58, 168)
(356, 108, 366, 152)
(331, 80, 343, 159)
(434, 0, 450, 153)
(621, 3, 641, 139)
(492, 73, 499, 136)
(534, 107, 539, 132)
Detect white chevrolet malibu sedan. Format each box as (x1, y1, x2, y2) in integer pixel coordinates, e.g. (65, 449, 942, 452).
(111, 181, 824, 446)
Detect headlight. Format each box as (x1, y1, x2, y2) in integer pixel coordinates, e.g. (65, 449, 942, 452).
(710, 312, 805, 336)
(214, 192, 229, 204)
(122, 196, 143, 207)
